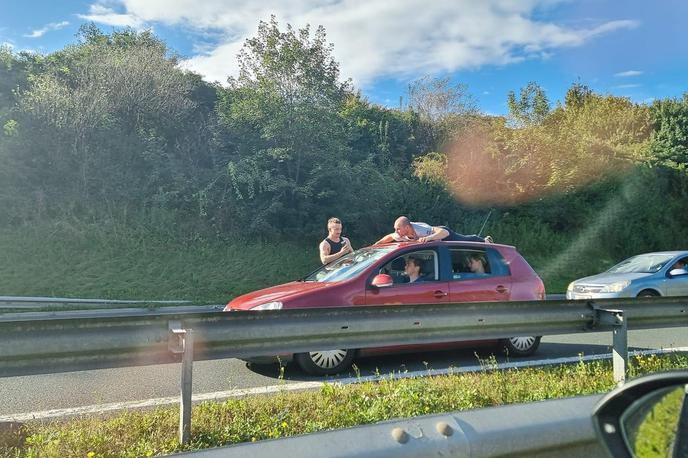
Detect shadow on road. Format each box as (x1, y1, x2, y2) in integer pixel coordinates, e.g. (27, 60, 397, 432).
(244, 341, 656, 381)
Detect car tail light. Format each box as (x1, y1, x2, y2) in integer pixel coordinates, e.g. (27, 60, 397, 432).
(536, 279, 546, 300)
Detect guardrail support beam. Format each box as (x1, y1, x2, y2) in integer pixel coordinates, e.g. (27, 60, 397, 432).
(169, 322, 194, 445)
(594, 308, 627, 384)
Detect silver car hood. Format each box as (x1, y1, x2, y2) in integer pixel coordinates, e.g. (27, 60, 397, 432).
(574, 272, 650, 285)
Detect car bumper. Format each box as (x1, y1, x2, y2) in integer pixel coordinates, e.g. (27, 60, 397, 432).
(566, 292, 627, 300)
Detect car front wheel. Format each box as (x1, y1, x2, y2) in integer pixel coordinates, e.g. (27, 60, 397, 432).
(501, 336, 541, 357)
(294, 349, 356, 375)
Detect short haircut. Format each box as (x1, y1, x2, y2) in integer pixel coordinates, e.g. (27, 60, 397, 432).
(327, 217, 342, 226)
(406, 256, 423, 273)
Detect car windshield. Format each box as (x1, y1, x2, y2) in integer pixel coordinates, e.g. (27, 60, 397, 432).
(305, 246, 396, 282)
(606, 254, 676, 274)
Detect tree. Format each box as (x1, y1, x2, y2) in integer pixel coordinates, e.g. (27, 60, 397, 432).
(5, 25, 214, 222)
(507, 82, 550, 126)
(564, 81, 593, 110)
(649, 93, 688, 171)
(218, 17, 354, 233)
(407, 76, 477, 151)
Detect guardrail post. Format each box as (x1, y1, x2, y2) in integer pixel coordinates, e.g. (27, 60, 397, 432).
(169, 321, 193, 445)
(594, 308, 627, 384)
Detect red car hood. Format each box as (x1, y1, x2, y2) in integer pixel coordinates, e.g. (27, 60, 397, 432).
(225, 281, 336, 310)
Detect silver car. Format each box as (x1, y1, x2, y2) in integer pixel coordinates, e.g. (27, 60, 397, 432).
(566, 251, 688, 299)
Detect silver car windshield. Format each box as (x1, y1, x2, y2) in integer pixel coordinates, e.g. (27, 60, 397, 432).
(305, 246, 396, 282)
(607, 254, 676, 274)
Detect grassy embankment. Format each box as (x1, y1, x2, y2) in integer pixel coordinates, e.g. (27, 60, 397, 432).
(1, 354, 686, 457)
(0, 220, 607, 302)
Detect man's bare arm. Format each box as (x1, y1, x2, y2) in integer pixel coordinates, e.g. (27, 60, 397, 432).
(418, 227, 449, 243)
(320, 240, 350, 264)
(374, 233, 396, 245)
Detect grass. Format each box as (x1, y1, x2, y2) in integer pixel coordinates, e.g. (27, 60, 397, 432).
(1, 353, 686, 457)
(632, 386, 684, 457)
(0, 222, 604, 304)
(0, 224, 319, 304)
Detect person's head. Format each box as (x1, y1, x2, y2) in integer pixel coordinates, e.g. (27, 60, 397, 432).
(468, 253, 487, 274)
(405, 256, 422, 278)
(672, 259, 686, 270)
(327, 217, 342, 238)
(394, 216, 414, 238)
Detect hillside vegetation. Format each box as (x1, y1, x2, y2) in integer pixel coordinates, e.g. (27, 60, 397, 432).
(1, 20, 688, 298)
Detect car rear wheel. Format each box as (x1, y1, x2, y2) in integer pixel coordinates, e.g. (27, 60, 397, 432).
(294, 349, 356, 375)
(501, 336, 541, 357)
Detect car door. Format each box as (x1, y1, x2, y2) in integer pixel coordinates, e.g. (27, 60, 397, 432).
(447, 247, 512, 303)
(365, 248, 450, 305)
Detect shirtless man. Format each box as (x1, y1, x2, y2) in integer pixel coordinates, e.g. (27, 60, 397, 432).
(319, 217, 353, 264)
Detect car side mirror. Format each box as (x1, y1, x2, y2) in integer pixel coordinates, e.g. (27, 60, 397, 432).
(371, 274, 393, 288)
(668, 268, 688, 278)
(593, 371, 688, 458)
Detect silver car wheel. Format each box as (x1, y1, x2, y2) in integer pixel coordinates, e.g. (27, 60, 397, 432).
(508, 336, 537, 352)
(309, 349, 349, 369)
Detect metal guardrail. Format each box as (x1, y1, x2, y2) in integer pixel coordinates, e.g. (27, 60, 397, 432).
(1, 296, 687, 445)
(173, 394, 607, 458)
(0, 295, 195, 310)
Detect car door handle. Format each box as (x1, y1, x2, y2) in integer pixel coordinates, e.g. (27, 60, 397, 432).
(496, 285, 508, 294)
(433, 290, 448, 298)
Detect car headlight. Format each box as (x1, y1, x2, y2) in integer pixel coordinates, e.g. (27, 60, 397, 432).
(600, 281, 631, 293)
(566, 282, 575, 293)
(251, 301, 283, 310)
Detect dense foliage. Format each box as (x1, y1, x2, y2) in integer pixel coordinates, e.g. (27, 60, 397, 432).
(1, 20, 687, 268)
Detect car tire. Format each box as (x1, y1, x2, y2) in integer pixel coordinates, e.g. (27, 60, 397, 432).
(500, 336, 541, 357)
(637, 290, 659, 298)
(294, 349, 356, 375)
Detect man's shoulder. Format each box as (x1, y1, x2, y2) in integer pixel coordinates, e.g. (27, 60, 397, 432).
(411, 221, 433, 236)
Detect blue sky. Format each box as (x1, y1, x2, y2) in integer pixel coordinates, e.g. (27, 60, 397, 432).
(2, 0, 686, 115)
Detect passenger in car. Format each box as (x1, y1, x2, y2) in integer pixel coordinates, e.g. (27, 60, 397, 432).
(375, 216, 492, 244)
(319, 217, 353, 265)
(461, 253, 490, 278)
(405, 256, 425, 283)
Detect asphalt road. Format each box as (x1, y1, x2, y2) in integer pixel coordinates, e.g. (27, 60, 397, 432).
(1, 327, 686, 417)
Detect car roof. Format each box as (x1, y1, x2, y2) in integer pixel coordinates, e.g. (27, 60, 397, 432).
(627, 250, 688, 257)
(375, 240, 516, 250)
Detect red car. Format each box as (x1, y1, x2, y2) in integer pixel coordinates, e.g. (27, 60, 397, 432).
(225, 241, 545, 375)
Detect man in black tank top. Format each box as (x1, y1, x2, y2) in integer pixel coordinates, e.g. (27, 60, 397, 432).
(319, 217, 353, 264)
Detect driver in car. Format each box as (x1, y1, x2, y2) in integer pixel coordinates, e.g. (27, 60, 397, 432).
(405, 256, 424, 283)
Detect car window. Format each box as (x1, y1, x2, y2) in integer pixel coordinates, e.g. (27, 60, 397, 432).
(305, 246, 396, 282)
(607, 254, 676, 274)
(378, 250, 438, 284)
(669, 256, 688, 272)
(449, 248, 509, 280)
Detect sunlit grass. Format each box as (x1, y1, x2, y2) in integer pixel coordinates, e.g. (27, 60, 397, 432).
(0, 224, 319, 304)
(0, 221, 608, 305)
(1, 354, 686, 458)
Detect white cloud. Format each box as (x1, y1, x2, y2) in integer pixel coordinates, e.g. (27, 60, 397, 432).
(614, 70, 643, 77)
(83, 0, 640, 85)
(614, 83, 641, 89)
(78, 4, 146, 29)
(24, 21, 70, 38)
